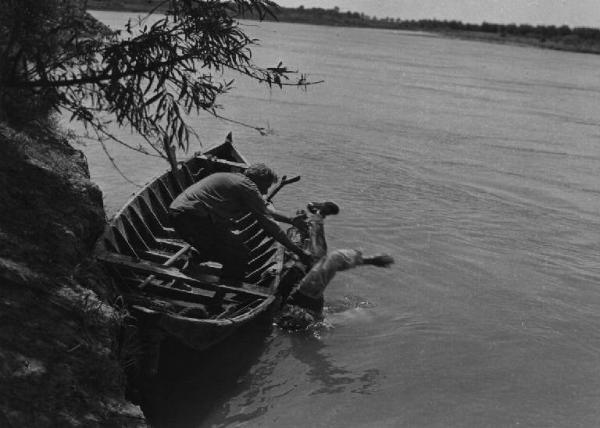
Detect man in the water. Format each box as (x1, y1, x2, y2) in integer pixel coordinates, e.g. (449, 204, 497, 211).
(169, 163, 312, 285)
(277, 202, 394, 329)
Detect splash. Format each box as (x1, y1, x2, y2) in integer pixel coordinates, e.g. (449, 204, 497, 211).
(274, 295, 374, 334)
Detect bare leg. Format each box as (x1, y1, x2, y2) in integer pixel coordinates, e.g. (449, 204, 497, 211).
(291, 214, 394, 302)
(279, 206, 393, 329)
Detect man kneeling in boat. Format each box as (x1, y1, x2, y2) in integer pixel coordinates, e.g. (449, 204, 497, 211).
(277, 202, 394, 330)
(169, 163, 312, 285)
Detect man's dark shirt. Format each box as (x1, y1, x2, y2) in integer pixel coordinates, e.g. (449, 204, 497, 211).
(169, 172, 287, 242)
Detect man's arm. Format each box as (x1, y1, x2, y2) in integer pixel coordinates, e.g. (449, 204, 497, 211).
(267, 206, 308, 231)
(238, 179, 312, 265)
(268, 207, 293, 223)
(253, 213, 313, 265)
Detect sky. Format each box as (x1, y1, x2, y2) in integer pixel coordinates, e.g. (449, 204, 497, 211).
(274, 0, 600, 28)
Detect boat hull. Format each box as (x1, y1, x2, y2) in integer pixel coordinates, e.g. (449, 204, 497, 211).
(95, 134, 293, 351)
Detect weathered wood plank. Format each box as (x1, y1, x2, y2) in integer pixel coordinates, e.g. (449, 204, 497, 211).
(121, 214, 150, 253)
(244, 228, 267, 248)
(146, 187, 171, 227)
(247, 247, 277, 271)
(98, 252, 269, 300)
(112, 224, 139, 257)
(128, 202, 158, 247)
(157, 178, 176, 205)
(139, 243, 192, 289)
(249, 237, 276, 259)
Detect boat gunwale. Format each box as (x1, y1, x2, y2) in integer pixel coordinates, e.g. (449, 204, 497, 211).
(132, 294, 276, 326)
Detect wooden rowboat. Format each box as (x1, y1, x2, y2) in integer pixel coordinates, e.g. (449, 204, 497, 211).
(95, 134, 301, 351)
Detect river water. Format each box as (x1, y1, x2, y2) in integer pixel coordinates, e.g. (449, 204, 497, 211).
(87, 11, 600, 427)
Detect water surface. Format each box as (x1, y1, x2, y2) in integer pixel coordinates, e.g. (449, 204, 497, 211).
(87, 12, 600, 427)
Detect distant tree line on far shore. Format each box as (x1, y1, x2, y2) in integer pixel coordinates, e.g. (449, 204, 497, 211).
(258, 6, 600, 47)
(87, 1, 600, 54)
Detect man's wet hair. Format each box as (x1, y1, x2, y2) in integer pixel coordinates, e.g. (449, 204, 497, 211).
(244, 163, 278, 185)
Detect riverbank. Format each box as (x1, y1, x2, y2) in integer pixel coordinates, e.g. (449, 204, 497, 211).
(438, 29, 600, 55)
(0, 121, 146, 427)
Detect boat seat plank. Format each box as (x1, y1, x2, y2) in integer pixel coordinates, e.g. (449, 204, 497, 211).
(117, 265, 244, 303)
(98, 252, 270, 300)
(139, 243, 192, 289)
(152, 244, 191, 264)
(189, 261, 222, 276)
(144, 250, 221, 276)
(135, 280, 218, 304)
(143, 250, 171, 264)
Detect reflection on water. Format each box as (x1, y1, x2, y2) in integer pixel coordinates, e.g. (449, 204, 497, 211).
(216, 331, 381, 427)
(286, 330, 380, 397)
(144, 313, 381, 428)
(289, 335, 380, 397)
(142, 323, 273, 427)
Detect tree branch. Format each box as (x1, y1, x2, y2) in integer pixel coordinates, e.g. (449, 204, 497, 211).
(1, 0, 323, 168)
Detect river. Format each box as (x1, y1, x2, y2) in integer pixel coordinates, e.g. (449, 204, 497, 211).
(86, 11, 600, 427)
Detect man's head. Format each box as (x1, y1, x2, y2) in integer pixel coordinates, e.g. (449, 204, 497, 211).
(244, 163, 278, 195)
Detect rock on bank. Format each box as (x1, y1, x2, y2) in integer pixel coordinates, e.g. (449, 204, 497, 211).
(0, 123, 146, 426)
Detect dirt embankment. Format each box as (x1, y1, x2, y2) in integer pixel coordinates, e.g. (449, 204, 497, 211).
(0, 122, 146, 427)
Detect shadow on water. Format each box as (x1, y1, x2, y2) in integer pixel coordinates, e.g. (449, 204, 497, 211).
(213, 326, 381, 427)
(139, 321, 273, 428)
(139, 299, 380, 427)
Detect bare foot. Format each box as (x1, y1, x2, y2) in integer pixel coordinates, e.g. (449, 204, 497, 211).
(364, 253, 394, 268)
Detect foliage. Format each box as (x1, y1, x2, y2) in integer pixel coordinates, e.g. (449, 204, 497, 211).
(247, 4, 600, 36)
(241, 5, 600, 54)
(0, 0, 318, 169)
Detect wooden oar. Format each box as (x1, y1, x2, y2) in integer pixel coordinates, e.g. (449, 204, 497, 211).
(267, 175, 301, 202)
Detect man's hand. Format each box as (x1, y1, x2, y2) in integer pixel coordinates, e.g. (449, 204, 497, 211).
(291, 213, 308, 233)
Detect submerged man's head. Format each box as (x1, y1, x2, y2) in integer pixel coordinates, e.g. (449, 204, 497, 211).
(245, 163, 278, 195)
(275, 303, 321, 331)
